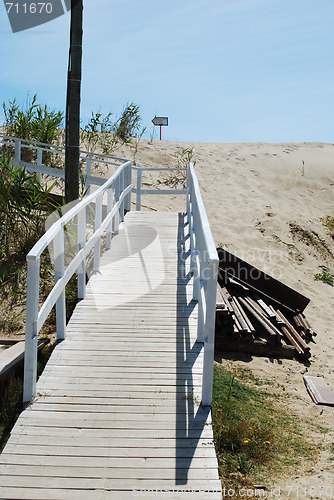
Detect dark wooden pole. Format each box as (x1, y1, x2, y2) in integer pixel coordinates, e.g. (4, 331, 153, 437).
(65, 0, 83, 203)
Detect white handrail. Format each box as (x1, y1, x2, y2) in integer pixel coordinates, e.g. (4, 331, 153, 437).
(0, 134, 129, 190)
(133, 166, 187, 210)
(23, 159, 132, 403)
(186, 163, 218, 406)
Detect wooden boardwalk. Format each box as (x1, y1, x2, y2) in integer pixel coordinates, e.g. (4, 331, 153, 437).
(0, 212, 222, 499)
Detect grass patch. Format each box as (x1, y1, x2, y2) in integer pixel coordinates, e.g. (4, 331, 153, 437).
(321, 215, 334, 238)
(314, 271, 334, 286)
(289, 222, 334, 261)
(330, 443, 334, 462)
(212, 364, 318, 492)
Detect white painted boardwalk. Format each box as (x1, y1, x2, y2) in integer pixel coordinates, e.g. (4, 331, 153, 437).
(0, 212, 222, 499)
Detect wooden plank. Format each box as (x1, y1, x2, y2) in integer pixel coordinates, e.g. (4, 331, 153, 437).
(0, 453, 218, 468)
(34, 389, 202, 399)
(2, 443, 217, 459)
(0, 464, 219, 480)
(12, 420, 210, 432)
(29, 398, 199, 409)
(0, 487, 221, 500)
(0, 339, 49, 379)
(303, 376, 334, 406)
(7, 435, 215, 449)
(9, 427, 213, 440)
(0, 475, 222, 491)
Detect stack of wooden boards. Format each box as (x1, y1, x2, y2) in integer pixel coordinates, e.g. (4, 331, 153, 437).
(215, 249, 316, 360)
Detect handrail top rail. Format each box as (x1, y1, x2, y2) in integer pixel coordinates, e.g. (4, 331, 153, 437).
(0, 133, 130, 164)
(188, 163, 218, 266)
(26, 159, 132, 262)
(133, 166, 187, 172)
(0, 133, 65, 150)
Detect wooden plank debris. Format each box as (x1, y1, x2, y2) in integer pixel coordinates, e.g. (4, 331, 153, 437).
(215, 259, 316, 359)
(303, 376, 334, 406)
(0, 339, 49, 380)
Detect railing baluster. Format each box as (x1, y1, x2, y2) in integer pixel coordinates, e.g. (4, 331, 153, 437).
(54, 228, 66, 341)
(106, 186, 114, 250)
(125, 162, 132, 212)
(201, 261, 218, 406)
(78, 207, 86, 300)
(114, 177, 120, 235)
(120, 167, 125, 222)
(93, 193, 103, 273)
(14, 138, 21, 166)
(136, 168, 142, 211)
(86, 158, 92, 195)
(23, 257, 40, 403)
(37, 148, 42, 183)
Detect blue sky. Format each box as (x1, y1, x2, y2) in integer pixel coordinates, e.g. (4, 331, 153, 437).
(0, 0, 333, 143)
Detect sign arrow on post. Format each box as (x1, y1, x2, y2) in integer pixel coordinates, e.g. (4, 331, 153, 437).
(152, 116, 168, 140)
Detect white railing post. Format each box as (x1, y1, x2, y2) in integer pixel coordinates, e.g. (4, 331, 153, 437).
(78, 206, 86, 300)
(188, 177, 196, 278)
(192, 202, 200, 303)
(201, 261, 218, 407)
(136, 168, 142, 211)
(114, 177, 120, 235)
(106, 186, 114, 250)
(196, 231, 205, 343)
(14, 138, 21, 166)
(186, 168, 191, 227)
(23, 257, 40, 403)
(120, 167, 125, 222)
(125, 162, 132, 212)
(86, 158, 92, 195)
(37, 148, 43, 183)
(93, 193, 103, 273)
(54, 228, 66, 341)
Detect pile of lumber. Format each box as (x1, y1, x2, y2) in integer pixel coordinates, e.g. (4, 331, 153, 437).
(215, 274, 316, 359)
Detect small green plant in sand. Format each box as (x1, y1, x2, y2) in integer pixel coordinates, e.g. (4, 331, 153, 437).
(321, 215, 334, 239)
(159, 147, 196, 189)
(81, 111, 119, 155)
(212, 364, 318, 492)
(289, 222, 334, 260)
(115, 102, 142, 142)
(314, 271, 334, 286)
(329, 443, 334, 462)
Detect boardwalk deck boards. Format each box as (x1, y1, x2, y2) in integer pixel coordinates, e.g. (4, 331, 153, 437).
(0, 212, 222, 499)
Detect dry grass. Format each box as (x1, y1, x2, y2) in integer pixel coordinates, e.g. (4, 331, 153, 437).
(212, 363, 320, 494)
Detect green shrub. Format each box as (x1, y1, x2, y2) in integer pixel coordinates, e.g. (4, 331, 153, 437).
(0, 151, 57, 260)
(321, 215, 334, 238)
(314, 271, 334, 286)
(81, 111, 118, 154)
(2, 94, 63, 163)
(115, 102, 141, 141)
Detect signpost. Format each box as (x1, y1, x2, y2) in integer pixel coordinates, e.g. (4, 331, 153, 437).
(152, 116, 168, 140)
